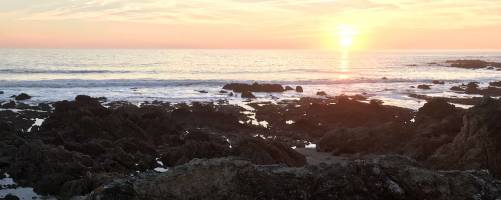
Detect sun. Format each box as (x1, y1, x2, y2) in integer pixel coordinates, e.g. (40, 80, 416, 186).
(337, 25, 358, 49)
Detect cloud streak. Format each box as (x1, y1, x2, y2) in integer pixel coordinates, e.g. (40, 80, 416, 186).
(1, 0, 501, 48)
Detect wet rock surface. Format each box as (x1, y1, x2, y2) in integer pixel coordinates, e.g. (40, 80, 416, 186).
(446, 60, 501, 69)
(13, 93, 31, 101)
(2, 94, 501, 199)
(449, 82, 501, 96)
(86, 156, 501, 200)
(223, 82, 285, 93)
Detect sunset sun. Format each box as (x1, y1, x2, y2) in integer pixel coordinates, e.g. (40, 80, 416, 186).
(337, 25, 358, 49)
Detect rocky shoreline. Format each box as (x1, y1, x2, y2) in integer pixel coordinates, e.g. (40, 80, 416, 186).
(1, 85, 501, 199)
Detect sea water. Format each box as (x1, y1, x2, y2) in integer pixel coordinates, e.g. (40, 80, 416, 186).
(1, 49, 500, 109)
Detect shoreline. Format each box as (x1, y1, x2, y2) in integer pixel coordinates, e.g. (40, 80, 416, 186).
(1, 90, 501, 199)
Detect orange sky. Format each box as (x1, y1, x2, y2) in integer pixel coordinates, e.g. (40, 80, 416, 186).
(1, 0, 501, 49)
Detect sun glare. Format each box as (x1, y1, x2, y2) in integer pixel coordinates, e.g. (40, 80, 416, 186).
(337, 25, 358, 49)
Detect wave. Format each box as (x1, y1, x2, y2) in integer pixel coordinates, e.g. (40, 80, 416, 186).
(0, 78, 475, 88)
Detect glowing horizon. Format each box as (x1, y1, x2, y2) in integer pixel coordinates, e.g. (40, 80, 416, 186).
(1, 0, 501, 50)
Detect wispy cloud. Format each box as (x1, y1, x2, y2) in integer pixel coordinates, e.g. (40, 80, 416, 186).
(1, 0, 501, 48)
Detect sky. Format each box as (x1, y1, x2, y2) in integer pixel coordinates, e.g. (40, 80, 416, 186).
(1, 0, 501, 49)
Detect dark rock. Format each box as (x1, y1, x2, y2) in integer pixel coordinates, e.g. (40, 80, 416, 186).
(428, 97, 501, 177)
(432, 80, 445, 84)
(382, 77, 388, 80)
(295, 86, 303, 93)
(316, 91, 327, 96)
(232, 137, 306, 167)
(0, 91, 4, 94)
(241, 91, 256, 99)
(450, 82, 501, 96)
(1, 101, 16, 109)
(446, 60, 501, 69)
(86, 156, 501, 200)
(409, 93, 482, 106)
(284, 86, 294, 91)
(417, 84, 431, 90)
(14, 93, 31, 101)
(219, 90, 228, 94)
(1, 194, 20, 200)
(490, 81, 501, 87)
(159, 131, 231, 166)
(450, 86, 464, 91)
(196, 90, 208, 93)
(223, 83, 284, 93)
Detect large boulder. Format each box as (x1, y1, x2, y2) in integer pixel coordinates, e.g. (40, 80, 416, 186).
(428, 97, 501, 177)
(85, 156, 501, 200)
(232, 137, 306, 167)
(446, 60, 501, 69)
(223, 83, 284, 93)
(14, 93, 31, 101)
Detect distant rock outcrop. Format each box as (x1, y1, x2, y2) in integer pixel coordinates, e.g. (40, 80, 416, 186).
(14, 93, 31, 101)
(446, 60, 501, 69)
(223, 82, 284, 93)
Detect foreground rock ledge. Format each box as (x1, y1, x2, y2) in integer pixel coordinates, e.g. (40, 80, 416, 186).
(85, 156, 501, 200)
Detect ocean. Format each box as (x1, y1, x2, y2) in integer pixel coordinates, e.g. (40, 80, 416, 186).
(1, 49, 500, 109)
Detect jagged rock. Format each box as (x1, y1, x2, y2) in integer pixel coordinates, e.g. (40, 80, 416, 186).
(446, 60, 501, 69)
(295, 86, 303, 93)
(450, 86, 464, 91)
(316, 91, 327, 96)
(1, 101, 16, 109)
(428, 97, 501, 177)
(284, 86, 294, 91)
(490, 81, 501, 87)
(232, 137, 306, 167)
(0, 91, 4, 95)
(241, 91, 256, 98)
(223, 83, 284, 93)
(14, 93, 31, 101)
(1, 194, 20, 200)
(417, 84, 431, 90)
(85, 156, 501, 200)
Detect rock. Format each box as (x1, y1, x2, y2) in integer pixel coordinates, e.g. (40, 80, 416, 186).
(428, 97, 501, 177)
(1, 101, 16, 109)
(232, 137, 306, 167)
(1, 194, 20, 200)
(450, 82, 501, 96)
(241, 91, 256, 99)
(446, 60, 501, 69)
(0, 91, 4, 94)
(196, 90, 208, 93)
(490, 81, 501, 87)
(14, 93, 31, 101)
(223, 83, 284, 93)
(219, 90, 228, 94)
(409, 93, 482, 106)
(432, 80, 445, 84)
(416, 98, 456, 120)
(284, 86, 294, 91)
(382, 77, 388, 80)
(85, 156, 501, 200)
(295, 86, 303, 93)
(417, 85, 431, 90)
(316, 91, 327, 96)
(159, 131, 231, 166)
(450, 86, 464, 91)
